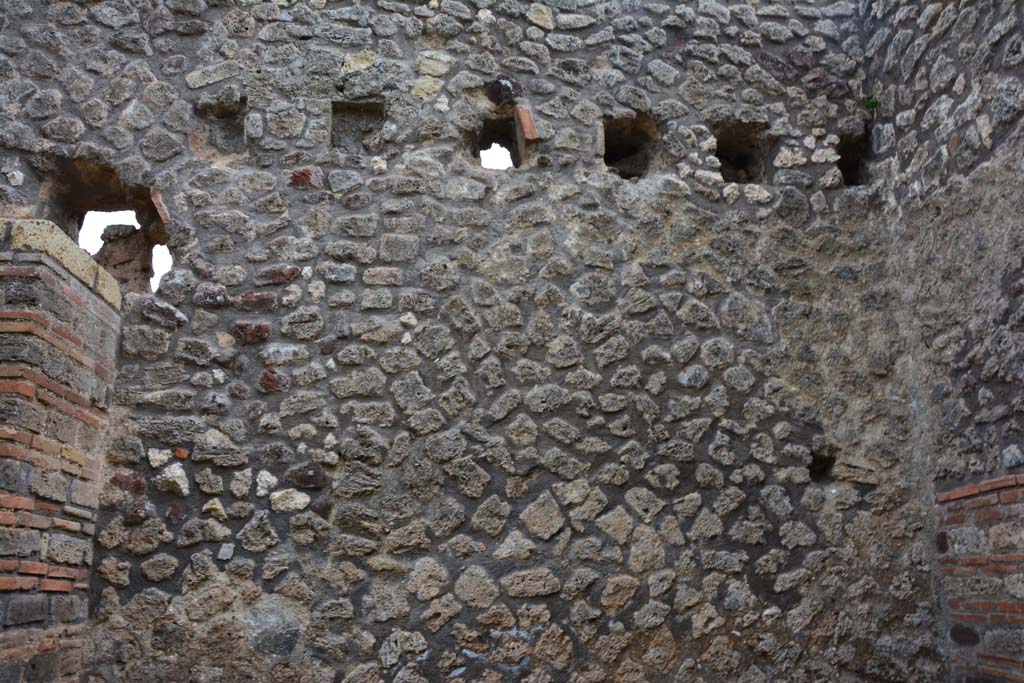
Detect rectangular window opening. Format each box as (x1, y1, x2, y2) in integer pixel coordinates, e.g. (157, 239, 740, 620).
(473, 116, 520, 169)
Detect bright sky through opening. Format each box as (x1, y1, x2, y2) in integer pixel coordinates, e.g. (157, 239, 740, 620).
(79, 211, 172, 293)
(480, 143, 513, 170)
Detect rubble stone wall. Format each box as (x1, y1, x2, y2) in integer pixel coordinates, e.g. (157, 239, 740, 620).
(861, 2, 1024, 680)
(894, 123, 1024, 683)
(863, 0, 1024, 199)
(0, 0, 1021, 682)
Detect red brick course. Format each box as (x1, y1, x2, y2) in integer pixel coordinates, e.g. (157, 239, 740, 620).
(937, 474, 1024, 503)
(936, 473, 1024, 683)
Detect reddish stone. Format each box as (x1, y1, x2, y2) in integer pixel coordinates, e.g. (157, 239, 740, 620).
(253, 266, 301, 287)
(18, 561, 48, 575)
(0, 577, 38, 591)
(124, 498, 156, 525)
(110, 472, 146, 496)
(233, 322, 271, 345)
(0, 495, 34, 511)
(151, 189, 171, 224)
(40, 579, 71, 592)
(230, 292, 278, 312)
(257, 368, 291, 393)
(288, 167, 323, 189)
(165, 503, 186, 527)
(515, 105, 538, 142)
(175, 448, 189, 460)
(285, 463, 331, 490)
(228, 382, 250, 400)
(310, 495, 332, 517)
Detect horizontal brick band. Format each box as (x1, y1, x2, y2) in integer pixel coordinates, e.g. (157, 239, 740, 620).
(0, 310, 82, 350)
(0, 321, 113, 387)
(0, 261, 121, 332)
(0, 438, 101, 482)
(978, 653, 1024, 672)
(0, 623, 85, 665)
(948, 599, 1024, 613)
(976, 668, 1024, 682)
(0, 348, 103, 405)
(937, 474, 1024, 503)
(0, 508, 94, 539)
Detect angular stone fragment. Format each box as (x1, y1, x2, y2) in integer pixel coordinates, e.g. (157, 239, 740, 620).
(238, 511, 280, 552)
(420, 594, 462, 633)
(407, 558, 448, 601)
(330, 367, 386, 398)
(454, 565, 498, 608)
(472, 495, 511, 537)
(270, 488, 311, 512)
(98, 557, 131, 587)
(596, 506, 634, 545)
(500, 568, 560, 597)
(601, 574, 639, 613)
(624, 487, 666, 523)
(154, 462, 190, 496)
(520, 491, 564, 541)
(185, 61, 241, 89)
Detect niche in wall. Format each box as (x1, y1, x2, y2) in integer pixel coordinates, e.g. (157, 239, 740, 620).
(603, 112, 659, 179)
(195, 85, 248, 153)
(808, 452, 836, 483)
(837, 127, 871, 186)
(712, 121, 775, 184)
(331, 100, 385, 153)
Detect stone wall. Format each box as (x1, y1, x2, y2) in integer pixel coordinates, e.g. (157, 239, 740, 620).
(0, 220, 121, 682)
(863, 0, 1024, 198)
(892, 120, 1024, 683)
(0, 0, 1021, 682)
(861, 2, 1024, 680)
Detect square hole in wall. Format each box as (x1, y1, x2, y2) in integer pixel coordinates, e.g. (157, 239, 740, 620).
(196, 85, 247, 153)
(331, 100, 385, 153)
(603, 113, 658, 179)
(472, 116, 520, 169)
(712, 121, 774, 184)
(837, 127, 870, 186)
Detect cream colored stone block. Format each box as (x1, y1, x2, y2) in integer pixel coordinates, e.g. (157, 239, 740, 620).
(94, 267, 122, 310)
(10, 219, 98, 289)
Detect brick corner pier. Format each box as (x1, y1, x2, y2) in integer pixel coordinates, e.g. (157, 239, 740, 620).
(0, 219, 120, 682)
(936, 474, 1024, 683)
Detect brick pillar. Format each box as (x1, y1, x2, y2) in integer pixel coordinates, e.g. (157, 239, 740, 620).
(0, 220, 121, 682)
(935, 475, 1024, 682)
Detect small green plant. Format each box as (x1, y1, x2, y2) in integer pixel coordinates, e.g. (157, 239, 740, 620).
(864, 95, 879, 113)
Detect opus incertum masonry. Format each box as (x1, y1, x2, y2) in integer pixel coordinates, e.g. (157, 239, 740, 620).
(1, 1, 1023, 682)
